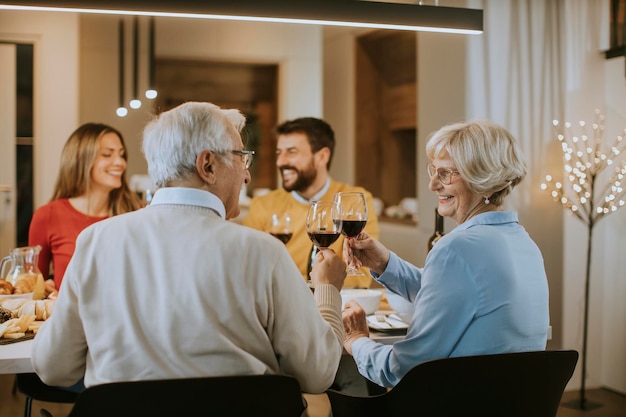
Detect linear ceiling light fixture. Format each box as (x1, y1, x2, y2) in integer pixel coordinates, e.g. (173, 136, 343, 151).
(0, 0, 483, 34)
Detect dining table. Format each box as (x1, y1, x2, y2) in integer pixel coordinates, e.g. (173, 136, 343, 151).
(0, 338, 33, 374)
(0, 287, 407, 375)
(0, 331, 405, 376)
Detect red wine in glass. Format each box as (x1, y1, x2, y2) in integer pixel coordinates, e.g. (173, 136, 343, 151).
(269, 213, 293, 245)
(307, 231, 341, 248)
(306, 200, 342, 250)
(305, 200, 343, 289)
(333, 192, 368, 275)
(341, 220, 367, 238)
(271, 232, 293, 244)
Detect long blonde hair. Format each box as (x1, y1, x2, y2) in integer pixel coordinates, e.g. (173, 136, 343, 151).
(51, 123, 142, 215)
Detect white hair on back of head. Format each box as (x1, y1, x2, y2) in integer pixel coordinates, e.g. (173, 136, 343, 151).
(142, 102, 246, 187)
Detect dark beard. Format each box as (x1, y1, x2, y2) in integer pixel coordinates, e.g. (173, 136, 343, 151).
(280, 164, 317, 193)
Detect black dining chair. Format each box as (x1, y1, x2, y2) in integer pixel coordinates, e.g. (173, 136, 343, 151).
(327, 349, 579, 417)
(15, 373, 79, 417)
(39, 374, 307, 417)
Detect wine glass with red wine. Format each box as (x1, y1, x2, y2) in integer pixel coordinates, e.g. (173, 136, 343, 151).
(333, 192, 368, 276)
(306, 200, 343, 250)
(269, 213, 293, 244)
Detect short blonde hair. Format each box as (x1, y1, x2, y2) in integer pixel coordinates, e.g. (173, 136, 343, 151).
(425, 120, 526, 206)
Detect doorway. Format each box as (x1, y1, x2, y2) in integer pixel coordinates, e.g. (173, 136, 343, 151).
(0, 42, 34, 257)
(355, 30, 417, 223)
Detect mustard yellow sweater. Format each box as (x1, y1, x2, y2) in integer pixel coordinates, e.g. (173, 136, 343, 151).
(243, 180, 380, 288)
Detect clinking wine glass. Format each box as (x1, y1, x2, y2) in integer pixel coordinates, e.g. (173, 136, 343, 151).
(306, 200, 343, 249)
(305, 200, 343, 280)
(333, 192, 368, 276)
(269, 213, 293, 244)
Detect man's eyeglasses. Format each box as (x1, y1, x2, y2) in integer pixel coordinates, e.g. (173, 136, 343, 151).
(232, 149, 255, 170)
(426, 163, 459, 185)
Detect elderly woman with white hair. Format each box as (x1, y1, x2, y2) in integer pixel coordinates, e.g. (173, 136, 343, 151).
(318, 119, 549, 388)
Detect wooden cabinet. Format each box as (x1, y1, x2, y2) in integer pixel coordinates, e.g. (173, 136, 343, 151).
(355, 30, 417, 217)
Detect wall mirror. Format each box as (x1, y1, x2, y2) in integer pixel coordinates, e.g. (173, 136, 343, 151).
(148, 25, 419, 223)
(78, 14, 422, 223)
(3, 9, 466, 231)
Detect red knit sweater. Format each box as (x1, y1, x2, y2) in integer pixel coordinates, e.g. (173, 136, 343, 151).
(28, 198, 108, 289)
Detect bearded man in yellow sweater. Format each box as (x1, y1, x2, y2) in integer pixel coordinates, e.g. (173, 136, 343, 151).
(243, 117, 379, 289)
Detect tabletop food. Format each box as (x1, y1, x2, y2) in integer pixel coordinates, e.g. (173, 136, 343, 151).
(0, 274, 45, 299)
(0, 298, 54, 340)
(0, 299, 54, 320)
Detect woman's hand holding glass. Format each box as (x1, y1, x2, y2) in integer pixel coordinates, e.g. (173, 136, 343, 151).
(343, 232, 391, 276)
(333, 192, 368, 275)
(310, 249, 347, 292)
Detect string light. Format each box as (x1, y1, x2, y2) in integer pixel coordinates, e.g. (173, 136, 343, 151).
(541, 109, 626, 410)
(541, 110, 626, 227)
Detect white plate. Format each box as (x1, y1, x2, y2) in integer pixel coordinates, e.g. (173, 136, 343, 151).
(0, 292, 34, 300)
(367, 314, 409, 331)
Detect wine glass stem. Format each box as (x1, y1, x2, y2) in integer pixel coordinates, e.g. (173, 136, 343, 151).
(346, 239, 359, 274)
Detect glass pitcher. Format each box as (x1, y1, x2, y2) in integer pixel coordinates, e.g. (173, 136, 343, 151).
(0, 245, 43, 286)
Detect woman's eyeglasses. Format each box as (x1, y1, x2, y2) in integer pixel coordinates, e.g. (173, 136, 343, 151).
(426, 163, 459, 185)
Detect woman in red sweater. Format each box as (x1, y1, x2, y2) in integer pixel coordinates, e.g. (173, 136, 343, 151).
(28, 123, 143, 296)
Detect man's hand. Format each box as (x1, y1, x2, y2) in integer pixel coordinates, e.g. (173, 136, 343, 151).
(310, 248, 346, 291)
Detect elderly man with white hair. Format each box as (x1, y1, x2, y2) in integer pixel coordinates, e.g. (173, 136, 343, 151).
(32, 101, 346, 396)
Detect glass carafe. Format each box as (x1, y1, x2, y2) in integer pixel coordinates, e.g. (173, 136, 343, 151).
(0, 245, 43, 286)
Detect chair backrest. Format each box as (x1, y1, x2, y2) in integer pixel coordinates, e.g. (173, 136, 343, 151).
(64, 374, 306, 417)
(327, 350, 579, 417)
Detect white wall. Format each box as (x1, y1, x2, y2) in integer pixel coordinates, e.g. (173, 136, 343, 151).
(0, 10, 79, 209)
(599, 56, 626, 392)
(323, 27, 357, 187)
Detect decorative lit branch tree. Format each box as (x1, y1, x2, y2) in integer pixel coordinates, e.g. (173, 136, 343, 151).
(541, 110, 626, 410)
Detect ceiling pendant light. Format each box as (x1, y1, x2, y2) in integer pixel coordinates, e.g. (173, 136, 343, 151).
(129, 15, 142, 110)
(145, 17, 158, 100)
(115, 18, 128, 117)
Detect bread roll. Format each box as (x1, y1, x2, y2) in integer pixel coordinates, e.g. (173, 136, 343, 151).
(14, 274, 36, 294)
(0, 280, 13, 295)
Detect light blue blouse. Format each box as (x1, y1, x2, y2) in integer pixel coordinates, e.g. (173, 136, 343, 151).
(351, 211, 549, 388)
